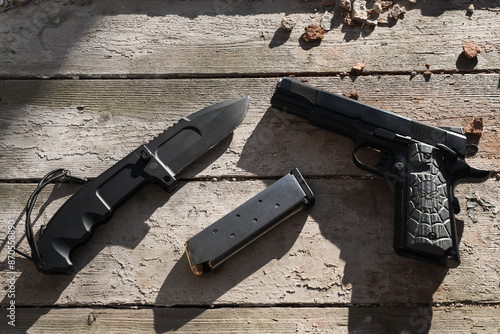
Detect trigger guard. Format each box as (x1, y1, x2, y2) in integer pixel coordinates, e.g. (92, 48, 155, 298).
(352, 143, 393, 177)
(452, 196, 460, 214)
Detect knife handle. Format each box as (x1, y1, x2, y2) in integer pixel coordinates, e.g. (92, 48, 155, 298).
(35, 146, 176, 274)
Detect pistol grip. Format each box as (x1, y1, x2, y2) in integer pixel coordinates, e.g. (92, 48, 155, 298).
(395, 143, 460, 267)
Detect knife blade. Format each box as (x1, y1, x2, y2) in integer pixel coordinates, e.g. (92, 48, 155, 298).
(33, 97, 249, 274)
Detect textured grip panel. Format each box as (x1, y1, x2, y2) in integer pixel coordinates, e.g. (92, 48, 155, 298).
(406, 143, 452, 256)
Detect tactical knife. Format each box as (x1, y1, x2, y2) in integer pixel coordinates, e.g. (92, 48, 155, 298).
(32, 97, 249, 274)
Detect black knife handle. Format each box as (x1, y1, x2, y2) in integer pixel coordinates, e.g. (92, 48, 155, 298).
(35, 146, 176, 274)
(185, 168, 314, 275)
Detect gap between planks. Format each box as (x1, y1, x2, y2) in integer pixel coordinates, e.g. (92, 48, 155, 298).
(0, 69, 499, 80)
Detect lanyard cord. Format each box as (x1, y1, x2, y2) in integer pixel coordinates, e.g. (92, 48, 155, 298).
(15, 169, 87, 263)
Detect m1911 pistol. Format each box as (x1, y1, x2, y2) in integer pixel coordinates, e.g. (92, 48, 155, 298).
(271, 77, 490, 268)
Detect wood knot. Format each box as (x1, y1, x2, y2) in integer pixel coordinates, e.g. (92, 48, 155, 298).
(87, 312, 97, 326)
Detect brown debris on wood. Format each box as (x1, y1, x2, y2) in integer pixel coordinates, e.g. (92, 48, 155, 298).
(464, 117, 484, 137)
(339, 0, 352, 10)
(351, 62, 365, 74)
(344, 91, 360, 100)
(388, 4, 406, 19)
(302, 25, 327, 42)
(463, 43, 483, 59)
(339, 0, 409, 27)
(343, 14, 357, 27)
(352, 0, 369, 23)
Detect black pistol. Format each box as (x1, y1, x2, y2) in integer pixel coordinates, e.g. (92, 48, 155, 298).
(271, 77, 490, 268)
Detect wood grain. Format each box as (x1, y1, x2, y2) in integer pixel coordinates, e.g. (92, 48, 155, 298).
(1, 179, 498, 307)
(1, 75, 498, 180)
(1, 1, 499, 332)
(3, 306, 499, 334)
(0, 1, 499, 77)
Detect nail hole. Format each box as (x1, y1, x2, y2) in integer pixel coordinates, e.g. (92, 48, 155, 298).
(213, 229, 218, 234)
(258, 199, 263, 203)
(275, 203, 280, 208)
(253, 218, 258, 223)
(236, 214, 240, 219)
(231, 233, 235, 238)
(164, 176, 171, 183)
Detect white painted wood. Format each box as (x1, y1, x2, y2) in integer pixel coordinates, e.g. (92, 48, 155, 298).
(0, 1, 499, 332)
(1, 179, 498, 307)
(3, 306, 500, 333)
(0, 1, 498, 77)
(0, 75, 498, 180)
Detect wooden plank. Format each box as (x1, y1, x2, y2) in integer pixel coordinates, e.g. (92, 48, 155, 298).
(1, 178, 498, 307)
(0, 0, 498, 331)
(1, 306, 499, 333)
(1, 75, 498, 180)
(1, 1, 499, 77)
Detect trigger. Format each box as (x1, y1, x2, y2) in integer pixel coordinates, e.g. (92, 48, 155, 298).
(452, 196, 460, 214)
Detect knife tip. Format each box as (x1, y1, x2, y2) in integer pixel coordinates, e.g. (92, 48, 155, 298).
(231, 96, 250, 118)
(235, 95, 250, 105)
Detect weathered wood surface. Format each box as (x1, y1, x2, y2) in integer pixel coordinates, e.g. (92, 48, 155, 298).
(1, 75, 499, 180)
(0, 0, 499, 333)
(0, 0, 499, 77)
(4, 306, 500, 334)
(0, 179, 499, 331)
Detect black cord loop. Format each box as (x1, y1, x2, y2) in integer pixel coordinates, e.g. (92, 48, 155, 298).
(16, 169, 87, 263)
